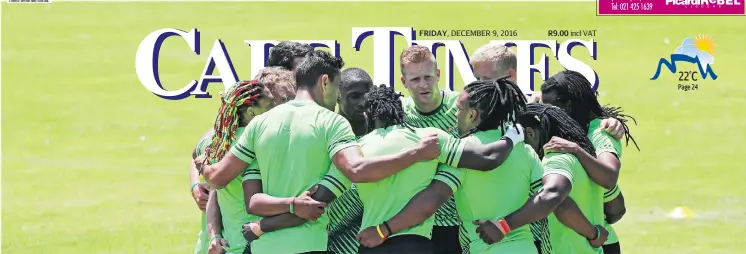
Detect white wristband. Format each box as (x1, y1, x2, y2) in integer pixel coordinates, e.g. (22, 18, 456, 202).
(504, 124, 524, 146)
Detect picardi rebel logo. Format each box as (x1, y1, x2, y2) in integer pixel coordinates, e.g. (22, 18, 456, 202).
(651, 35, 717, 92)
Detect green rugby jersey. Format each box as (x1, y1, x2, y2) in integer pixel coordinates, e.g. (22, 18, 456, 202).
(543, 153, 605, 254)
(402, 90, 461, 227)
(326, 136, 364, 254)
(587, 118, 624, 245)
(240, 163, 262, 254)
(435, 130, 543, 254)
(356, 125, 465, 239)
(209, 128, 261, 254)
(193, 135, 212, 254)
(327, 185, 363, 254)
(528, 146, 552, 254)
(229, 100, 356, 254)
(196, 128, 260, 254)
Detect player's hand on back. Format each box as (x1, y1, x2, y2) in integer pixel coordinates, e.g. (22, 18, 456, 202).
(292, 186, 327, 221)
(543, 136, 579, 154)
(587, 225, 609, 248)
(192, 183, 210, 212)
(414, 134, 440, 161)
(600, 118, 625, 140)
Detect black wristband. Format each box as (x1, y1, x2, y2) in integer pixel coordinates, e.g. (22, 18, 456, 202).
(382, 221, 392, 236)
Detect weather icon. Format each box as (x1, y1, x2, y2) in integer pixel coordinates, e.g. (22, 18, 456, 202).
(651, 35, 718, 81)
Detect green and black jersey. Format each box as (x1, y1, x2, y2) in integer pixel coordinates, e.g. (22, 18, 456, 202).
(402, 90, 461, 228)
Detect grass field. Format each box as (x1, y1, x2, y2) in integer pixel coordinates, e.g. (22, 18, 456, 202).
(2, 1, 745, 253)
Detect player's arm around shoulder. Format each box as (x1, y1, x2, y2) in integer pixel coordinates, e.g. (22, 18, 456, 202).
(450, 124, 525, 171)
(599, 118, 626, 140)
(203, 120, 261, 188)
(330, 123, 440, 183)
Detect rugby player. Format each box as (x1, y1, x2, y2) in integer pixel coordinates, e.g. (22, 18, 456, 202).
(517, 103, 610, 254)
(191, 130, 216, 254)
(469, 43, 626, 139)
(354, 84, 525, 253)
(326, 67, 374, 254)
(539, 70, 638, 254)
(199, 50, 443, 254)
(201, 67, 298, 254)
(396, 45, 464, 254)
(202, 79, 273, 254)
(189, 41, 310, 253)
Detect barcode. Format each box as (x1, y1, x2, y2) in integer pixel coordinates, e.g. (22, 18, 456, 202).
(7, 0, 51, 3)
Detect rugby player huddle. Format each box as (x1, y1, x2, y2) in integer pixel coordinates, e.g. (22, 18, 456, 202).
(189, 41, 638, 254)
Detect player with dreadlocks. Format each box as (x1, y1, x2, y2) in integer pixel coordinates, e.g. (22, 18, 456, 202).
(189, 42, 309, 253)
(540, 70, 637, 254)
(197, 79, 274, 254)
(354, 82, 528, 253)
(189, 67, 297, 254)
(191, 41, 310, 234)
(512, 103, 610, 254)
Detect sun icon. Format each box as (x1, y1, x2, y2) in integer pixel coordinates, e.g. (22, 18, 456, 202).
(693, 34, 715, 56)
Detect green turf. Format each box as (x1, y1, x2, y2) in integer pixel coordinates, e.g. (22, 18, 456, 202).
(2, 2, 745, 253)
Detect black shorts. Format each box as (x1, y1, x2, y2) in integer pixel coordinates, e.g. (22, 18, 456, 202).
(603, 242, 621, 254)
(432, 226, 462, 254)
(358, 235, 433, 254)
(534, 240, 542, 254)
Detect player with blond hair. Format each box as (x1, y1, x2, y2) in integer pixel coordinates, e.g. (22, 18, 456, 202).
(470, 43, 518, 84)
(397, 45, 464, 254)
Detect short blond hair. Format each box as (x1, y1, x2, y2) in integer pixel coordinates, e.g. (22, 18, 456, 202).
(399, 45, 437, 74)
(253, 67, 296, 102)
(470, 44, 517, 74)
